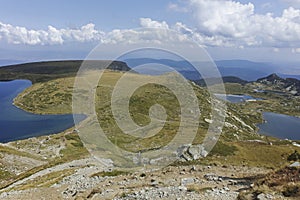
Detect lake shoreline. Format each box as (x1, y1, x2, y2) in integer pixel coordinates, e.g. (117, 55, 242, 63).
(0, 80, 83, 143)
(258, 111, 300, 141)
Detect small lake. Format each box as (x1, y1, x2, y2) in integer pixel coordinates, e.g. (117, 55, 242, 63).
(214, 94, 261, 103)
(258, 112, 300, 140)
(0, 80, 84, 143)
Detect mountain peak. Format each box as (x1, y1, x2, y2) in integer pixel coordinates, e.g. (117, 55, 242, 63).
(257, 73, 284, 83)
(268, 73, 281, 79)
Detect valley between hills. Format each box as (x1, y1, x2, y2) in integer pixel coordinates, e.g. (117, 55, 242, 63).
(0, 60, 300, 199)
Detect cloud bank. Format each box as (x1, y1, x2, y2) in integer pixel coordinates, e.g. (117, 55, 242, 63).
(0, 0, 300, 49)
(187, 0, 300, 48)
(0, 22, 104, 45)
(282, 0, 300, 7)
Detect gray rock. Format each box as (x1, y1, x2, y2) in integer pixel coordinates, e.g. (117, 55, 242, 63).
(257, 193, 273, 200)
(290, 161, 300, 167)
(106, 189, 114, 193)
(177, 144, 208, 162)
(204, 173, 219, 181)
(181, 177, 195, 186)
(188, 145, 202, 160)
(178, 186, 187, 191)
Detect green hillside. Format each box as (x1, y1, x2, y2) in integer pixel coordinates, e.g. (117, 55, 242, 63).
(11, 69, 299, 168)
(0, 60, 130, 83)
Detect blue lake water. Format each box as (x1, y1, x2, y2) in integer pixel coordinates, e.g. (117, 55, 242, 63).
(214, 94, 261, 103)
(258, 112, 300, 140)
(0, 80, 84, 143)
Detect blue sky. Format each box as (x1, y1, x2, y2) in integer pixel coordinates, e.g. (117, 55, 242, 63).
(0, 0, 300, 65)
(0, 0, 184, 30)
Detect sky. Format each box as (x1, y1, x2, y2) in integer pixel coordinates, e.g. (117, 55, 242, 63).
(0, 0, 300, 65)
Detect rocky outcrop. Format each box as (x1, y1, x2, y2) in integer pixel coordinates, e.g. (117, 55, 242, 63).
(257, 73, 284, 84)
(177, 144, 208, 161)
(257, 73, 300, 95)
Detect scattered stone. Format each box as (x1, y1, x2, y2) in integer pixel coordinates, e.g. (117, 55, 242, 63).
(257, 193, 274, 200)
(178, 186, 187, 191)
(204, 174, 219, 181)
(190, 166, 196, 172)
(150, 179, 158, 186)
(290, 161, 300, 167)
(205, 118, 213, 124)
(63, 187, 77, 197)
(181, 177, 195, 186)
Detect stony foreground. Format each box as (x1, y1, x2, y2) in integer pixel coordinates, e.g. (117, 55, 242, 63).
(0, 155, 289, 200)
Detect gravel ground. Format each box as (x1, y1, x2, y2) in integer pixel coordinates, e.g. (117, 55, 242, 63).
(0, 158, 288, 200)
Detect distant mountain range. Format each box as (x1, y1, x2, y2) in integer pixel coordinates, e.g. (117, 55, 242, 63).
(277, 73, 300, 80)
(1, 58, 299, 81)
(0, 59, 299, 86)
(0, 59, 25, 67)
(215, 60, 276, 81)
(123, 58, 299, 81)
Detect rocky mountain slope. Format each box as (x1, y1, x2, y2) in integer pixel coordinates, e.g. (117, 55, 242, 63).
(257, 73, 300, 96)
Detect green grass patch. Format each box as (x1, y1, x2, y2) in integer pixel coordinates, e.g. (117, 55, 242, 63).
(0, 145, 42, 161)
(91, 170, 130, 177)
(0, 168, 11, 180)
(209, 141, 238, 156)
(207, 141, 297, 168)
(12, 168, 76, 191)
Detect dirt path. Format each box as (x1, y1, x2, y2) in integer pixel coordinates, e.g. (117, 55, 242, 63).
(0, 157, 111, 192)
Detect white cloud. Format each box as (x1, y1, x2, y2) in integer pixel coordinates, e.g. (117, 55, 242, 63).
(186, 0, 300, 47)
(0, 22, 104, 45)
(140, 18, 169, 29)
(0, 19, 176, 46)
(1, 0, 300, 50)
(190, 0, 255, 37)
(167, 3, 188, 12)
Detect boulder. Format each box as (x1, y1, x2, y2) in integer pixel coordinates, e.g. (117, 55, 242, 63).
(177, 144, 208, 161)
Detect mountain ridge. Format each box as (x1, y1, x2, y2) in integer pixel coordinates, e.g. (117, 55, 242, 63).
(257, 73, 300, 95)
(0, 60, 130, 83)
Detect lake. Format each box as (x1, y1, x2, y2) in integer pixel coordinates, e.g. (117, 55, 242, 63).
(0, 80, 84, 143)
(258, 112, 300, 140)
(214, 94, 261, 103)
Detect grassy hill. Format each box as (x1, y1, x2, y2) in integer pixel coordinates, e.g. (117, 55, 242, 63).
(11, 69, 299, 167)
(0, 60, 130, 83)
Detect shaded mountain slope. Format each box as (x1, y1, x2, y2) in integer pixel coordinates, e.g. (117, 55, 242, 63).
(0, 60, 130, 83)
